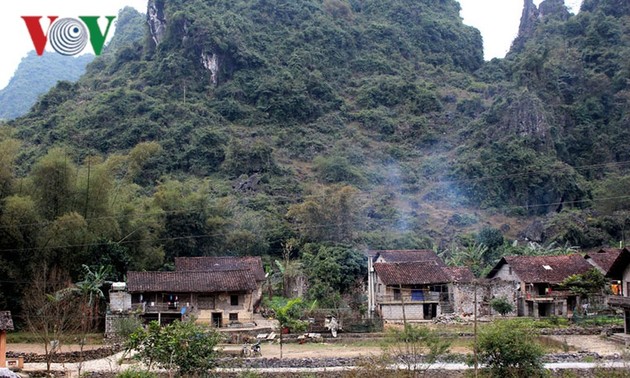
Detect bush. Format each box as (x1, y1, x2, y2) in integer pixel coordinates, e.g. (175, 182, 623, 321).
(475, 320, 545, 377)
(126, 320, 221, 375)
(489, 297, 514, 316)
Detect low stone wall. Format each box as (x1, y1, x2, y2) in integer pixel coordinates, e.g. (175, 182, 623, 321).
(6, 345, 123, 363)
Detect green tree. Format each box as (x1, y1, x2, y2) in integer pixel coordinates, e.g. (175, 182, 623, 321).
(490, 297, 514, 316)
(287, 185, 360, 243)
(126, 320, 221, 375)
(272, 298, 308, 359)
(475, 320, 545, 377)
(560, 268, 607, 299)
(301, 244, 366, 307)
(31, 148, 77, 220)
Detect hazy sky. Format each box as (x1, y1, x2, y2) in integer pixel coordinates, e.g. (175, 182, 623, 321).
(0, 0, 583, 90)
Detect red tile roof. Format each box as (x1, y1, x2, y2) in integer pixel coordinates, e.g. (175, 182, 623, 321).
(584, 248, 623, 274)
(445, 266, 475, 283)
(489, 254, 593, 284)
(370, 249, 446, 266)
(174, 256, 266, 281)
(373, 261, 451, 285)
(127, 270, 257, 293)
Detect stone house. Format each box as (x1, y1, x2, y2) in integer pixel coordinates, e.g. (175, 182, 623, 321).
(486, 254, 593, 318)
(174, 256, 266, 304)
(367, 250, 485, 321)
(106, 256, 264, 333)
(606, 248, 630, 334)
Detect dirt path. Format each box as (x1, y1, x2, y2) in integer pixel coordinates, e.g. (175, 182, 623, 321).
(547, 335, 627, 356)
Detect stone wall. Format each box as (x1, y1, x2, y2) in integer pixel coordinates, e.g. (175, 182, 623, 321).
(451, 280, 518, 316)
(108, 291, 131, 312)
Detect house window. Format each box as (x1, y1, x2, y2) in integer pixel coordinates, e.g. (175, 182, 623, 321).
(508, 266, 512, 275)
(393, 288, 401, 301)
(230, 295, 239, 306)
(229, 313, 238, 321)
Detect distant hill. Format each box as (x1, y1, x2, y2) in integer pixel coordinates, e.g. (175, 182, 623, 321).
(0, 7, 146, 120)
(2, 0, 630, 287)
(0, 52, 94, 120)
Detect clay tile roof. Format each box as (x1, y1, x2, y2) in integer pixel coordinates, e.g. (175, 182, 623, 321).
(584, 248, 623, 274)
(0, 311, 14, 331)
(370, 249, 446, 266)
(374, 261, 450, 285)
(174, 256, 266, 281)
(127, 270, 257, 293)
(499, 254, 593, 284)
(445, 266, 475, 283)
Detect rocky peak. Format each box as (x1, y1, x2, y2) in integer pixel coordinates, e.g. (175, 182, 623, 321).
(539, 0, 571, 21)
(147, 0, 166, 46)
(509, 0, 541, 55)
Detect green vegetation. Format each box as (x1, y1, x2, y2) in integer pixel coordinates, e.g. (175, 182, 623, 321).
(475, 320, 545, 377)
(385, 324, 451, 374)
(126, 320, 221, 375)
(2, 0, 630, 325)
(490, 297, 514, 316)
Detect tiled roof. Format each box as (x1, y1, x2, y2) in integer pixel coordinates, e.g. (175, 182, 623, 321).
(0, 311, 14, 331)
(374, 261, 451, 285)
(127, 270, 257, 293)
(370, 249, 446, 266)
(584, 248, 623, 274)
(174, 256, 266, 281)
(445, 266, 475, 283)
(490, 254, 593, 284)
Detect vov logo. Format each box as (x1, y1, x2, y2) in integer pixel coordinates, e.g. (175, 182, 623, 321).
(22, 16, 116, 56)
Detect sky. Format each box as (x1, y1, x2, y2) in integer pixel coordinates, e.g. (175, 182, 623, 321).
(0, 0, 583, 90)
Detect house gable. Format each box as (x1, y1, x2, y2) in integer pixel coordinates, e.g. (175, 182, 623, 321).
(586, 248, 626, 275)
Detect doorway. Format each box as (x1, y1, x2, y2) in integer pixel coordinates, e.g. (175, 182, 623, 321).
(423, 303, 437, 319)
(212, 312, 222, 328)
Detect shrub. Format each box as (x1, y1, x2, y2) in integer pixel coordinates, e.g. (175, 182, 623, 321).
(126, 320, 221, 375)
(475, 320, 545, 377)
(490, 297, 514, 316)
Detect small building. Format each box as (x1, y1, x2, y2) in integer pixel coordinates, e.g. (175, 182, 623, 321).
(106, 256, 265, 334)
(367, 250, 486, 321)
(127, 269, 258, 327)
(585, 248, 626, 296)
(487, 254, 593, 318)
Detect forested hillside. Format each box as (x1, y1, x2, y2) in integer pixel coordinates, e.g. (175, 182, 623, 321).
(0, 53, 94, 120)
(1, 0, 629, 311)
